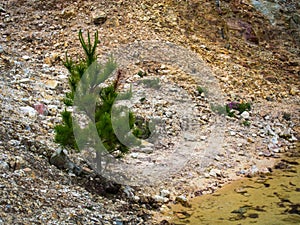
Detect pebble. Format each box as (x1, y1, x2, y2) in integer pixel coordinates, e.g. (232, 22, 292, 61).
(0, 6, 6, 13)
(44, 80, 59, 89)
(280, 128, 292, 138)
(249, 165, 259, 175)
(153, 195, 169, 203)
(200, 136, 206, 141)
(235, 188, 247, 194)
(9, 156, 26, 170)
(141, 140, 154, 147)
(133, 195, 140, 202)
(19, 106, 37, 117)
(130, 153, 139, 158)
(204, 173, 210, 178)
(164, 111, 173, 118)
(175, 195, 191, 207)
(0, 160, 9, 171)
(49, 148, 77, 172)
(176, 195, 187, 202)
(183, 133, 196, 141)
(289, 88, 297, 96)
(159, 204, 169, 213)
(214, 156, 221, 161)
(92, 10, 107, 25)
(8, 140, 20, 146)
(247, 138, 255, 143)
(34, 103, 49, 116)
(230, 131, 236, 136)
(160, 189, 170, 198)
(139, 147, 153, 154)
(23, 167, 32, 173)
(209, 169, 222, 177)
(241, 111, 250, 119)
(47, 105, 58, 114)
(22, 55, 30, 61)
(61, 7, 75, 19)
(271, 137, 278, 144)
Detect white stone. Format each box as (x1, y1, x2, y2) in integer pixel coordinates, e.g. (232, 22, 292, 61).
(176, 195, 187, 202)
(153, 195, 169, 203)
(214, 156, 221, 161)
(200, 136, 207, 141)
(130, 153, 139, 158)
(22, 55, 30, 60)
(209, 169, 221, 177)
(204, 173, 210, 178)
(165, 111, 173, 118)
(230, 131, 236, 136)
(160, 189, 170, 198)
(20, 106, 37, 117)
(241, 111, 250, 119)
(133, 196, 140, 202)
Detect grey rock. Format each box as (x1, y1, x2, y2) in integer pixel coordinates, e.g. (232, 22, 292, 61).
(50, 148, 82, 175)
(92, 10, 107, 25)
(139, 147, 153, 154)
(114, 220, 123, 225)
(279, 128, 292, 139)
(123, 186, 135, 198)
(0, 6, 6, 13)
(165, 111, 173, 118)
(265, 124, 276, 136)
(209, 168, 222, 177)
(0, 160, 9, 171)
(175, 195, 191, 207)
(176, 195, 187, 202)
(183, 133, 196, 141)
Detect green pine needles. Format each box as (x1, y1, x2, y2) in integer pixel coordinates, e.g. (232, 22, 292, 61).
(55, 30, 147, 156)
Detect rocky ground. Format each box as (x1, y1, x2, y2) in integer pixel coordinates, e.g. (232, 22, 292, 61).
(0, 0, 299, 224)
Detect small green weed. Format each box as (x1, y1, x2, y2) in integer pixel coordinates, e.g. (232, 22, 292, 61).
(196, 86, 207, 95)
(226, 102, 251, 117)
(211, 104, 227, 115)
(137, 70, 147, 77)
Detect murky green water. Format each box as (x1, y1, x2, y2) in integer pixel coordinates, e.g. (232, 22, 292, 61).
(169, 145, 300, 225)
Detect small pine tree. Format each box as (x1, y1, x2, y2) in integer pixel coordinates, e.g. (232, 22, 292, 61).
(55, 30, 146, 156)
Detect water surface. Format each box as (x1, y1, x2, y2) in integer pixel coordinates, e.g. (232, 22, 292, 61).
(170, 145, 300, 225)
